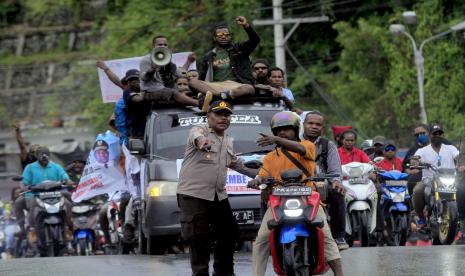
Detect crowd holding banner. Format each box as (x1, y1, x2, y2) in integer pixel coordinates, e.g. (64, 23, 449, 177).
(72, 130, 139, 202)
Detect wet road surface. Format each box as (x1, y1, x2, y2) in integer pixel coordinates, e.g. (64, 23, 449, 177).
(1, 246, 465, 276)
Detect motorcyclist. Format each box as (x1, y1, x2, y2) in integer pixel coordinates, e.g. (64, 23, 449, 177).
(411, 123, 463, 235)
(66, 159, 86, 184)
(374, 140, 403, 171)
(369, 136, 386, 161)
(337, 130, 371, 165)
(14, 146, 75, 237)
(98, 191, 131, 248)
(402, 123, 430, 195)
(248, 111, 343, 276)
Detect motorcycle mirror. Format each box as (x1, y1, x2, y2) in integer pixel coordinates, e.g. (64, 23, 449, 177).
(259, 184, 268, 190)
(244, 160, 263, 169)
(373, 156, 384, 163)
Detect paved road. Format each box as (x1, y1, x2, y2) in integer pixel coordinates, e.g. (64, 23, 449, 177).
(1, 246, 465, 276)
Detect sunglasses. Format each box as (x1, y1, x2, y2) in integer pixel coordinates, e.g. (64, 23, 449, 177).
(216, 32, 231, 38)
(385, 145, 396, 152)
(414, 132, 427, 137)
(432, 131, 443, 136)
(254, 66, 268, 70)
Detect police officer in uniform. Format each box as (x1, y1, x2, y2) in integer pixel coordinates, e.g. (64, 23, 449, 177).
(177, 100, 257, 276)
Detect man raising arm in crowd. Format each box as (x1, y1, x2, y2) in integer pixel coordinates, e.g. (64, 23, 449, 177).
(189, 16, 259, 107)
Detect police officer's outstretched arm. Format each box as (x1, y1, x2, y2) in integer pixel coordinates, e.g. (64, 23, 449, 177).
(229, 156, 258, 179)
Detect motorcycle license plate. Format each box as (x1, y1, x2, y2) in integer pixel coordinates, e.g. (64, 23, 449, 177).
(39, 191, 61, 198)
(385, 180, 407, 186)
(437, 187, 456, 193)
(233, 210, 254, 224)
(272, 187, 312, 196)
(349, 177, 366, 184)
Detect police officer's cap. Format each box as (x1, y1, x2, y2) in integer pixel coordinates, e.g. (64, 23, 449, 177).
(207, 100, 233, 114)
(93, 140, 109, 151)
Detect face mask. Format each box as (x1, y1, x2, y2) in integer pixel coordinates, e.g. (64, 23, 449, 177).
(416, 134, 429, 146)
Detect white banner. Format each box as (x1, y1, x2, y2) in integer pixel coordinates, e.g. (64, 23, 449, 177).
(98, 52, 196, 103)
(176, 154, 262, 195)
(122, 144, 141, 197)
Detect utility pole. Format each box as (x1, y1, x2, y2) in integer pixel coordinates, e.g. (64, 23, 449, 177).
(272, 0, 285, 72)
(253, 0, 329, 73)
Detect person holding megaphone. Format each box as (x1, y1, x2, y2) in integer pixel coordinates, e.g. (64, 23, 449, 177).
(139, 36, 200, 108)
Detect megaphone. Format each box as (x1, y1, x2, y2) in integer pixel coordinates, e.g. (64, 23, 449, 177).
(150, 47, 172, 66)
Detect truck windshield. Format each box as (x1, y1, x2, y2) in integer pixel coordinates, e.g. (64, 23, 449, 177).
(150, 110, 277, 159)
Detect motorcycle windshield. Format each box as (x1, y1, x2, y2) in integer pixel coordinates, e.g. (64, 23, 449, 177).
(280, 223, 310, 244)
(378, 170, 409, 180)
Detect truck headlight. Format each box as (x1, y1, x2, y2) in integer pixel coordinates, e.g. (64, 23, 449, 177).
(147, 181, 178, 197)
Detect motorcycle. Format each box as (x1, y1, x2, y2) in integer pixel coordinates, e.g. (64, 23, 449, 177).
(72, 198, 103, 256)
(377, 170, 410, 246)
(416, 164, 459, 245)
(105, 196, 124, 254)
(28, 181, 69, 257)
(341, 162, 378, 247)
(245, 160, 336, 276)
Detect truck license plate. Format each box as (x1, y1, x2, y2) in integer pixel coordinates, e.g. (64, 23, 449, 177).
(233, 210, 254, 224)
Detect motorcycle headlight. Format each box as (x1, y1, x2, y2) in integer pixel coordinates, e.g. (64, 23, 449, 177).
(439, 177, 455, 187)
(283, 199, 303, 217)
(345, 188, 357, 201)
(147, 181, 177, 197)
(283, 209, 303, 217)
(367, 185, 377, 199)
(389, 191, 405, 203)
(284, 199, 301, 210)
(35, 197, 45, 208)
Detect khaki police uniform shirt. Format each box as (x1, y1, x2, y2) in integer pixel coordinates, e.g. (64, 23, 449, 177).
(177, 124, 254, 201)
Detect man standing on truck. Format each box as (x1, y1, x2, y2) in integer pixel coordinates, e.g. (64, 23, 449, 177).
(177, 100, 257, 276)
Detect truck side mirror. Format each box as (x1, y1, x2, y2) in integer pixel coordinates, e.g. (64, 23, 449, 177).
(128, 138, 146, 155)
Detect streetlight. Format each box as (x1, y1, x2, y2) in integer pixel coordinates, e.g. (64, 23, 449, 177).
(389, 12, 465, 124)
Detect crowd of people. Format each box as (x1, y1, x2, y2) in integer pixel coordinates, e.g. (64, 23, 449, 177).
(6, 14, 465, 276)
(96, 16, 296, 143)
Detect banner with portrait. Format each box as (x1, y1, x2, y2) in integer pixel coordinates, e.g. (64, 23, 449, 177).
(72, 131, 127, 202)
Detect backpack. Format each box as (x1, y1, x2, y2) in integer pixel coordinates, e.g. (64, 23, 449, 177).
(315, 137, 329, 173)
(114, 97, 128, 145)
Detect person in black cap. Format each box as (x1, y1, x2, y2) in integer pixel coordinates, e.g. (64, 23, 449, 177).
(93, 140, 110, 165)
(122, 69, 150, 138)
(411, 122, 462, 236)
(177, 100, 257, 276)
(369, 135, 386, 161)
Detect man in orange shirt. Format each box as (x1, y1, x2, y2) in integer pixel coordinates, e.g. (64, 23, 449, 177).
(249, 111, 343, 276)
